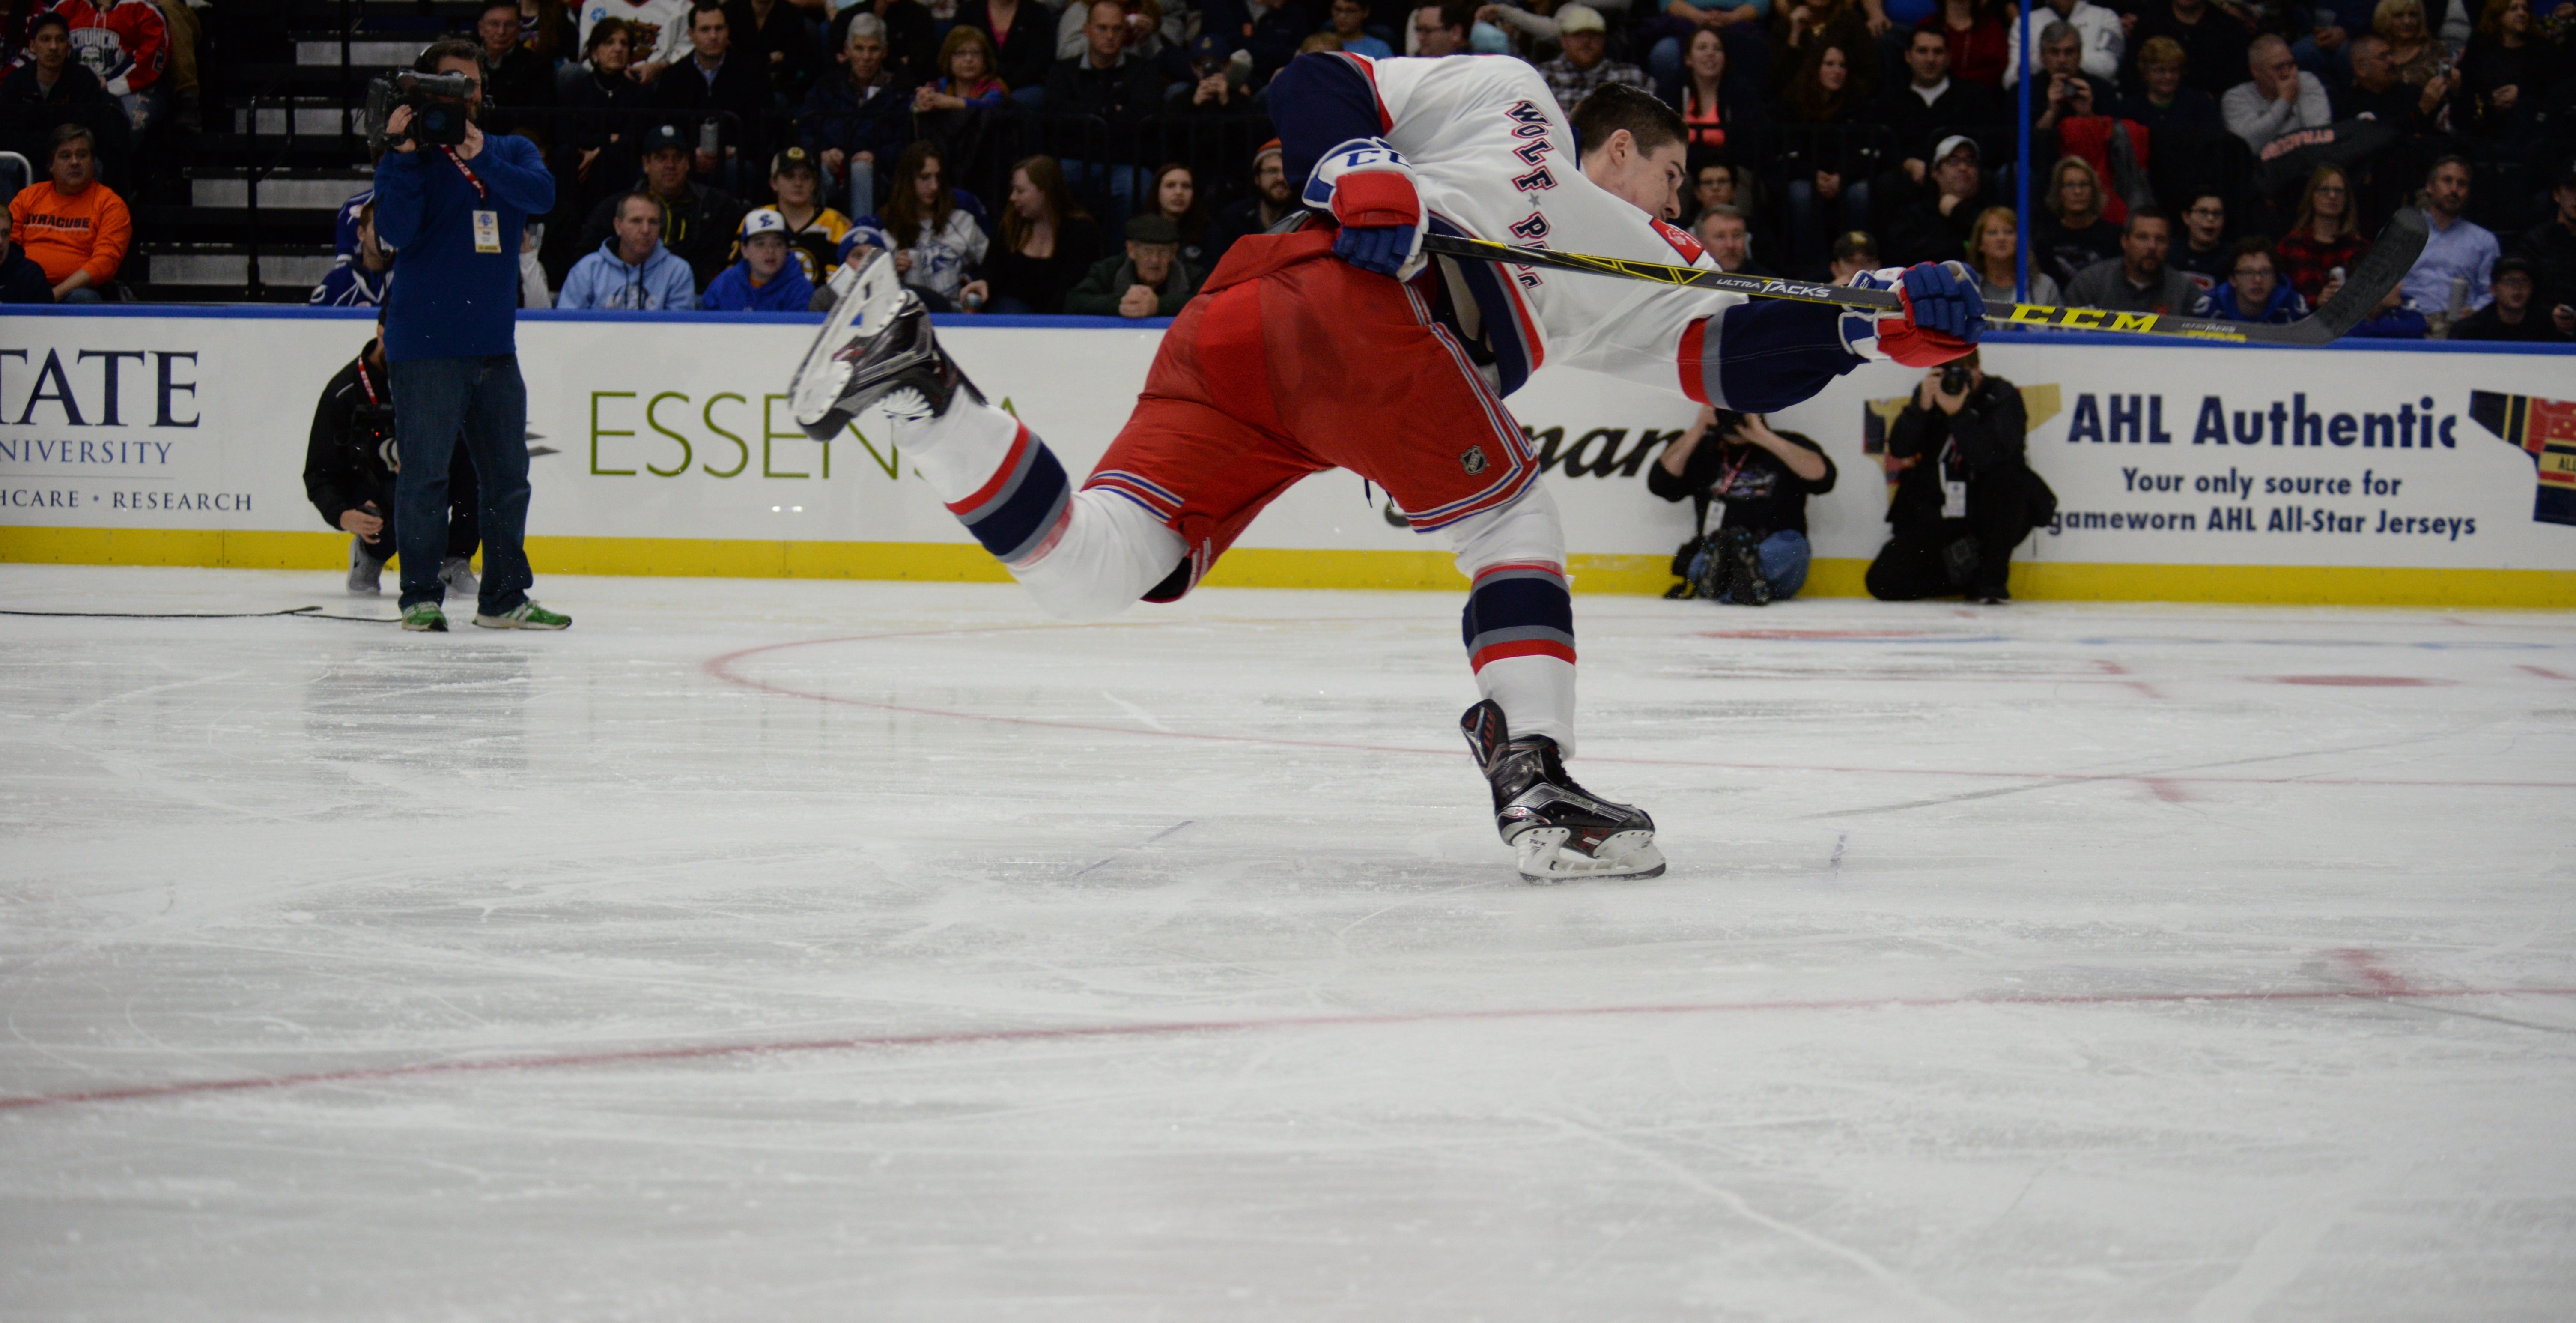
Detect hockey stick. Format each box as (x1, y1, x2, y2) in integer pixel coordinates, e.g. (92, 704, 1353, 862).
(1419, 206, 2427, 346)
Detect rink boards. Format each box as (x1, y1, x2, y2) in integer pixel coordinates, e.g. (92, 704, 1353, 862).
(1, 305, 2571, 606)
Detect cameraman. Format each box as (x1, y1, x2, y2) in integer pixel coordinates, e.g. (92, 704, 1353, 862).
(1866, 350, 2051, 604)
(373, 39, 569, 633)
(306, 325, 483, 598)
(1649, 408, 1836, 606)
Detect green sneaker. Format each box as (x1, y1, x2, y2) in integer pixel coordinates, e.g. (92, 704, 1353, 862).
(474, 601, 572, 630)
(401, 602, 448, 632)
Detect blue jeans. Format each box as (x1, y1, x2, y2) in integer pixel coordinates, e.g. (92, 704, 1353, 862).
(390, 355, 533, 615)
(1705, 529, 1811, 602)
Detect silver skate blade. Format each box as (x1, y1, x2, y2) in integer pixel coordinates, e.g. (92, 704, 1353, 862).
(788, 251, 903, 429)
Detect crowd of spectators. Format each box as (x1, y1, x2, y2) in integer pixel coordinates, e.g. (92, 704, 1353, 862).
(0, 0, 2567, 330)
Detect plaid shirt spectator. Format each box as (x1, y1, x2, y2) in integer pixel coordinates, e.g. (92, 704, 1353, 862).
(1535, 54, 1647, 114)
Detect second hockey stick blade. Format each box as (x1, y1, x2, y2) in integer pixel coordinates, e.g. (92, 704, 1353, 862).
(1419, 207, 2428, 347)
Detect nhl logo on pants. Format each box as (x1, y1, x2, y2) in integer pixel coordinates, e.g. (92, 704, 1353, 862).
(1461, 446, 1489, 475)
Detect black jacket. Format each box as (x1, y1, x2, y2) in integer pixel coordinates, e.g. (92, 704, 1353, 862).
(304, 349, 403, 531)
(958, 0, 1056, 96)
(1647, 427, 1837, 538)
(1886, 184, 1994, 268)
(1885, 375, 2029, 530)
(0, 61, 128, 165)
(727, 0, 825, 102)
(1044, 52, 1164, 124)
(656, 52, 776, 160)
(0, 245, 52, 302)
(1875, 78, 2001, 161)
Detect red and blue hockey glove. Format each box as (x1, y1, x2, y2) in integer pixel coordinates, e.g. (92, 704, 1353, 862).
(1866, 260, 1986, 367)
(1303, 138, 1427, 281)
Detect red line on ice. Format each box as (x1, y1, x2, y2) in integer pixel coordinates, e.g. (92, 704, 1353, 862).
(8, 983, 2573, 1114)
(699, 629, 2576, 791)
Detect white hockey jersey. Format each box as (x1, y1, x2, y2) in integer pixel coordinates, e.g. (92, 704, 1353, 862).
(1272, 52, 1871, 412)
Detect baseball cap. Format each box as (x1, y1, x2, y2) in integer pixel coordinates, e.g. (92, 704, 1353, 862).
(642, 122, 689, 156)
(1189, 33, 1227, 63)
(1125, 214, 1180, 245)
(740, 207, 791, 241)
(2492, 255, 2537, 281)
(772, 145, 819, 177)
(1934, 134, 1980, 165)
(1557, 4, 1607, 33)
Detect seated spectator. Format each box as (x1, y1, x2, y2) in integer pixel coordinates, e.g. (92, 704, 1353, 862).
(306, 328, 481, 600)
(9, 124, 126, 302)
(0, 208, 55, 302)
(1687, 156, 1746, 223)
(561, 190, 701, 308)
(312, 199, 394, 307)
(799, 15, 914, 215)
(1651, 408, 1835, 604)
(1887, 134, 1992, 266)
(2335, 32, 2451, 131)
(2454, 0, 2564, 143)
(559, 18, 652, 222)
(1775, 42, 1873, 274)
(2206, 236, 2308, 321)
(2003, 0, 2120, 88)
(2450, 257, 2575, 340)
(847, 140, 990, 311)
(2511, 167, 2576, 331)
(1649, 0, 1769, 91)
(1916, 0, 2008, 91)
(768, 146, 854, 282)
(40, 0, 171, 137)
(2066, 207, 2211, 314)
(1149, 161, 1210, 269)
(1413, 1, 1478, 58)
(2222, 35, 2331, 151)
(2027, 21, 2114, 145)
(1, 12, 128, 177)
(725, 0, 825, 105)
(1176, 34, 1257, 115)
(2276, 165, 2363, 303)
(1203, 139, 1294, 268)
(2344, 284, 2431, 336)
(702, 208, 818, 308)
(1829, 227, 1878, 282)
(477, 0, 557, 124)
(2369, 0, 2445, 87)
(1538, 6, 1649, 114)
(913, 24, 1008, 113)
(1046, 0, 1167, 117)
(1327, 0, 1396, 58)
(656, 0, 772, 187)
(2129, 0, 2254, 98)
(2399, 155, 2497, 317)
(1966, 204, 2062, 304)
(2169, 189, 2230, 287)
(1773, 0, 1881, 102)
(1696, 203, 1774, 273)
(960, 0, 1056, 97)
(2032, 154, 2119, 287)
(1866, 350, 2046, 603)
(577, 122, 747, 290)
(583, 0, 692, 76)
(1881, 27, 1998, 179)
(2116, 36, 2224, 146)
(830, 0, 937, 87)
(983, 154, 1104, 314)
(1066, 213, 1200, 317)
(1672, 29, 1759, 152)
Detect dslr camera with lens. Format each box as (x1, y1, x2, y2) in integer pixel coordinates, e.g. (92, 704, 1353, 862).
(365, 70, 477, 152)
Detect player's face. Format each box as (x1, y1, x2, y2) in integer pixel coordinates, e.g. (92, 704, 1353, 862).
(1595, 136, 1688, 221)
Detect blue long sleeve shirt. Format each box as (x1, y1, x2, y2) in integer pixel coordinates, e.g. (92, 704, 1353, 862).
(373, 132, 556, 362)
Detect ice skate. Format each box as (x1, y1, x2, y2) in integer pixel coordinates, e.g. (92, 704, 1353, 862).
(346, 538, 384, 596)
(789, 251, 980, 440)
(1460, 699, 1665, 882)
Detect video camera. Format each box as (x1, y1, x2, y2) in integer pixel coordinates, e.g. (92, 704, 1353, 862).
(365, 71, 477, 152)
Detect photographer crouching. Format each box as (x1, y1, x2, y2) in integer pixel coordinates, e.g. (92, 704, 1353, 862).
(1650, 409, 1837, 605)
(306, 322, 484, 597)
(373, 39, 568, 632)
(1865, 351, 2055, 605)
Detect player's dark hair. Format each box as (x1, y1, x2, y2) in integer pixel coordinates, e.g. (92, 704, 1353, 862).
(1570, 83, 1685, 161)
(2123, 205, 2170, 236)
(415, 37, 484, 72)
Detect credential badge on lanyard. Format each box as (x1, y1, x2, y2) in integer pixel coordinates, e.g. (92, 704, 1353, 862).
(444, 146, 504, 254)
(1940, 439, 1968, 520)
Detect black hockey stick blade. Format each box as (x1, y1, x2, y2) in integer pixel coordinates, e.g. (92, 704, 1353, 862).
(1422, 210, 2430, 347)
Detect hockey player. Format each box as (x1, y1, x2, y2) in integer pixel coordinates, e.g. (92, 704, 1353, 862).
(791, 56, 1983, 881)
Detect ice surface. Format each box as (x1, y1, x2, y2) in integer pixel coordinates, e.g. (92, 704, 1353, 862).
(3, 564, 2573, 1321)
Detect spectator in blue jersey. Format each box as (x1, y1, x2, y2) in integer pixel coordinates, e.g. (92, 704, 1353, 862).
(373, 38, 568, 633)
(311, 198, 394, 307)
(701, 206, 816, 309)
(0, 208, 56, 302)
(2204, 236, 2308, 323)
(560, 190, 700, 308)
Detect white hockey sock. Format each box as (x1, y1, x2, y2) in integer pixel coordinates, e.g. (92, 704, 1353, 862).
(1449, 486, 1577, 757)
(898, 396, 1024, 502)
